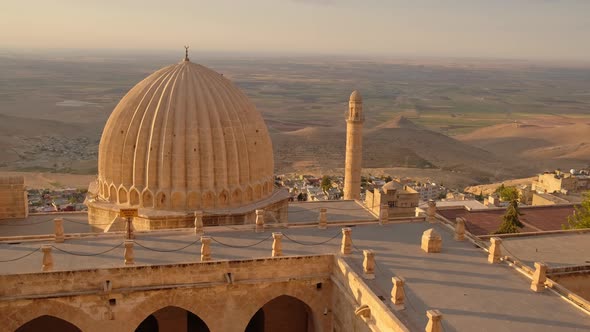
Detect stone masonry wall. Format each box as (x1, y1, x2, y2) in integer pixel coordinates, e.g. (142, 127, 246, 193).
(1, 255, 333, 332)
(0, 176, 27, 220)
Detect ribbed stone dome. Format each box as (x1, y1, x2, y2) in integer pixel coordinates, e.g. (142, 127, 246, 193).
(97, 59, 275, 211)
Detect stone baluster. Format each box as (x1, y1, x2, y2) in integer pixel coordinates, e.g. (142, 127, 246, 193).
(427, 200, 437, 223)
(425, 310, 443, 332)
(194, 211, 204, 235)
(201, 236, 211, 262)
(362, 250, 375, 279)
(379, 204, 389, 225)
(318, 208, 327, 229)
(54, 218, 64, 243)
(454, 217, 465, 241)
(390, 276, 405, 310)
(341, 228, 352, 255)
(124, 241, 134, 265)
(488, 237, 502, 264)
(272, 232, 283, 257)
(530, 262, 548, 292)
(255, 209, 265, 233)
(41, 245, 53, 271)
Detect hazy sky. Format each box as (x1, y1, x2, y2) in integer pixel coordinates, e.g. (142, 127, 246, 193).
(2, 0, 590, 60)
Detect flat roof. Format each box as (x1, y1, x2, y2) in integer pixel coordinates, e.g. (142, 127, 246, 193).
(438, 205, 576, 235)
(501, 232, 590, 268)
(1, 220, 589, 331)
(287, 200, 376, 224)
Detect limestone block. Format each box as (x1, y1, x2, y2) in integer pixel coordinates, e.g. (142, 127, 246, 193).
(54, 218, 65, 243)
(124, 241, 134, 265)
(341, 228, 352, 255)
(425, 309, 443, 332)
(41, 245, 53, 272)
(454, 217, 465, 241)
(488, 237, 502, 264)
(390, 276, 405, 311)
(531, 262, 548, 292)
(427, 200, 437, 223)
(272, 232, 283, 257)
(318, 208, 327, 229)
(201, 236, 211, 262)
(421, 228, 442, 253)
(362, 250, 375, 279)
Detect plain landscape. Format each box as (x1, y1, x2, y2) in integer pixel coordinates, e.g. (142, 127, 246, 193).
(1, 50, 590, 189)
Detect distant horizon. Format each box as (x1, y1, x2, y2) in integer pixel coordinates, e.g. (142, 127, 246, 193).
(2, 46, 590, 67)
(2, 1, 589, 63)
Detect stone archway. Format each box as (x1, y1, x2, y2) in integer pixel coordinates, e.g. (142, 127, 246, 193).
(16, 315, 82, 332)
(244, 295, 315, 332)
(7, 300, 93, 332)
(135, 306, 210, 332)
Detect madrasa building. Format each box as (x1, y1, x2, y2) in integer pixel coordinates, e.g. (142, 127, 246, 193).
(1, 53, 590, 332)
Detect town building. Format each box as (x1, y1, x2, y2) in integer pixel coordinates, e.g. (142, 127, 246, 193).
(532, 169, 590, 194)
(364, 181, 419, 218)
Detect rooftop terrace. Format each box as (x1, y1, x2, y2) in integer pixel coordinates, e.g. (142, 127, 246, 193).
(1, 202, 589, 331)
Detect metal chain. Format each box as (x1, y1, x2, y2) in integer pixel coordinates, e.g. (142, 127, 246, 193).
(282, 232, 341, 246)
(50, 242, 124, 256)
(210, 235, 272, 248)
(133, 239, 200, 253)
(0, 247, 40, 262)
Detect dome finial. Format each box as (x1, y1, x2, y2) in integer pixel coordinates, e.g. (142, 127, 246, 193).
(184, 45, 190, 62)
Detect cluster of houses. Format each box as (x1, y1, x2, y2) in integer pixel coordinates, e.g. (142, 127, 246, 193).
(27, 188, 87, 213)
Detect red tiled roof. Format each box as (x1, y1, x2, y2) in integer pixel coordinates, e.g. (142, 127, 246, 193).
(438, 205, 576, 235)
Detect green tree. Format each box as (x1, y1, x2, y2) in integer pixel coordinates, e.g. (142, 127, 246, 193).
(495, 184, 519, 202)
(564, 192, 590, 229)
(495, 199, 524, 234)
(321, 175, 332, 193)
(475, 190, 484, 202)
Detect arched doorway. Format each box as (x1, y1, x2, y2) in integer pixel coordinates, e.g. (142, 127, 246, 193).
(135, 306, 209, 332)
(16, 315, 81, 332)
(245, 295, 315, 332)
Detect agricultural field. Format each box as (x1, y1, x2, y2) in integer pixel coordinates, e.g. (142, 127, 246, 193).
(1, 50, 589, 188)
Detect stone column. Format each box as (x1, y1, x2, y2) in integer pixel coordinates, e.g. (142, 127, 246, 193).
(124, 240, 134, 265)
(530, 262, 548, 292)
(125, 217, 135, 240)
(427, 200, 437, 223)
(318, 208, 327, 229)
(201, 236, 211, 262)
(53, 218, 64, 243)
(425, 310, 443, 332)
(341, 228, 352, 255)
(362, 250, 375, 279)
(488, 237, 502, 264)
(454, 217, 465, 241)
(379, 204, 389, 225)
(41, 245, 53, 271)
(255, 209, 265, 233)
(194, 211, 204, 235)
(272, 232, 283, 257)
(390, 276, 405, 311)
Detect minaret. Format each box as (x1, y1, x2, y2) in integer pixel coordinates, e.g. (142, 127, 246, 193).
(344, 90, 364, 200)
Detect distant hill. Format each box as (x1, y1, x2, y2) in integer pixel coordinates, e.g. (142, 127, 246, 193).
(375, 115, 422, 130)
(456, 120, 590, 170)
(272, 115, 530, 183)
